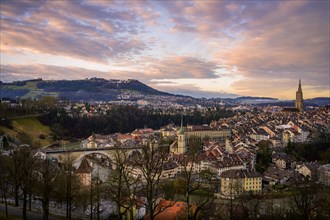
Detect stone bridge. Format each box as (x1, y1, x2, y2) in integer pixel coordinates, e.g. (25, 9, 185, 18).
(44, 146, 144, 167)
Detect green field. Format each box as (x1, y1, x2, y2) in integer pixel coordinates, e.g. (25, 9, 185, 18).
(0, 116, 84, 149)
(21, 81, 59, 99)
(22, 90, 59, 99)
(2, 81, 38, 90)
(3, 81, 59, 99)
(0, 116, 53, 147)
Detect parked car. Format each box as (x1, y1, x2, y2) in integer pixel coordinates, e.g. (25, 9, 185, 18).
(85, 205, 103, 215)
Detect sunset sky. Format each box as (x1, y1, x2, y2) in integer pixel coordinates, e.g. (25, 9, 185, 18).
(1, 0, 329, 99)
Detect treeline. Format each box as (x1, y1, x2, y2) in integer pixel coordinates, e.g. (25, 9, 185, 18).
(0, 147, 86, 220)
(38, 105, 235, 139)
(286, 141, 330, 163)
(2, 146, 330, 220)
(36, 78, 159, 93)
(0, 143, 217, 220)
(0, 97, 57, 120)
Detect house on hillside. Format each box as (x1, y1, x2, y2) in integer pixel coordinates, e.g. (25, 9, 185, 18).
(295, 162, 320, 181)
(272, 152, 295, 169)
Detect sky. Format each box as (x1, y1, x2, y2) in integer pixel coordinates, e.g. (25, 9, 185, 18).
(0, 0, 329, 99)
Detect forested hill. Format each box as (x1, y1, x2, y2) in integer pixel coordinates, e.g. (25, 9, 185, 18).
(0, 78, 179, 101)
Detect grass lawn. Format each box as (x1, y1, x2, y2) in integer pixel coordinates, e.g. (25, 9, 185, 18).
(0, 116, 53, 147)
(0, 125, 17, 137)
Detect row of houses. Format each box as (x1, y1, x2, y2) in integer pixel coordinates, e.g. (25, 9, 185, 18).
(217, 109, 329, 148)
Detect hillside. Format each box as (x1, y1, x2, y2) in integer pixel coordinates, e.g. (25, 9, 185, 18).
(0, 116, 53, 147)
(1, 79, 328, 105)
(305, 97, 330, 106)
(0, 78, 177, 101)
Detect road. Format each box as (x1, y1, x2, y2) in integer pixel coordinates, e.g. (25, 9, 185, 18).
(0, 198, 115, 220)
(0, 199, 89, 220)
(0, 204, 61, 220)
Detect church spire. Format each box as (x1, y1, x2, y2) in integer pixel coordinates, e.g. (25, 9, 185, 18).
(179, 114, 184, 134)
(295, 79, 303, 112)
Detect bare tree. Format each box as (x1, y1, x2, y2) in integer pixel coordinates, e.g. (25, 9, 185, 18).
(0, 154, 11, 218)
(316, 185, 330, 219)
(289, 182, 319, 220)
(178, 154, 216, 220)
(133, 142, 168, 220)
(9, 149, 23, 207)
(53, 154, 80, 220)
(14, 147, 36, 220)
(220, 178, 242, 220)
(33, 158, 59, 220)
(91, 167, 106, 220)
(106, 149, 139, 220)
(236, 192, 262, 220)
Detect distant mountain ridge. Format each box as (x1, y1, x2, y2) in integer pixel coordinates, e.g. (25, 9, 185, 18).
(0, 78, 179, 101)
(1, 78, 329, 106)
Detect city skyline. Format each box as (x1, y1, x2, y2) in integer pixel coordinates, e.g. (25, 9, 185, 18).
(0, 0, 329, 99)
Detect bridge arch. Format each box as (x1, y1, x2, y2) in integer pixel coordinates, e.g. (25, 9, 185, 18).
(45, 147, 145, 170)
(74, 151, 114, 163)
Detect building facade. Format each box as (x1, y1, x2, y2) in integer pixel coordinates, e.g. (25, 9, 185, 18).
(220, 169, 262, 198)
(184, 125, 232, 143)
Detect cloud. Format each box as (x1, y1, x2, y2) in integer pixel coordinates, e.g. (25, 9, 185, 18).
(230, 77, 329, 100)
(147, 56, 220, 79)
(161, 0, 329, 83)
(0, 64, 113, 82)
(1, 54, 220, 81)
(0, 0, 43, 18)
(149, 81, 239, 98)
(216, 1, 330, 98)
(162, 0, 246, 39)
(0, 0, 152, 63)
(223, 1, 329, 72)
(0, 0, 328, 99)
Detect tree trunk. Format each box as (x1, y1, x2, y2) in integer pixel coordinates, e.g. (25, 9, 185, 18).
(186, 190, 190, 219)
(14, 185, 19, 207)
(147, 189, 154, 220)
(193, 208, 200, 220)
(42, 199, 49, 220)
(28, 189, 32, 211)
(22, 193, 27, 220)
(117, 204, 122, 220)
(129, 208, 134, 220)
(229, 197, 233, 220)
(3, 191, 9, 218)
(97, 201, 100, 220)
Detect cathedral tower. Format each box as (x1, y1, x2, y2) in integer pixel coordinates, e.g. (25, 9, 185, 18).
(295, 79, 304, 112)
